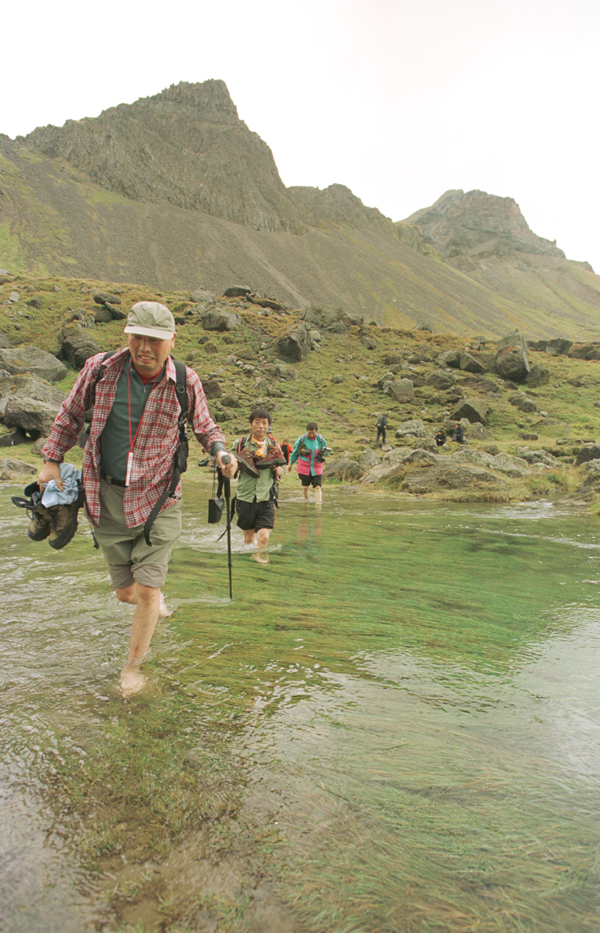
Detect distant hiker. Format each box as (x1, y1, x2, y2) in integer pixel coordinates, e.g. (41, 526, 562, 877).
(37, 301, 237, 697)
(376, 414, 388, 446)
(452, 422, 465, 444)
(288, 422, 330, 504)
(234, 408, 286, 563)
(435, 428, 447, 448)
(279, 437, 293, 464)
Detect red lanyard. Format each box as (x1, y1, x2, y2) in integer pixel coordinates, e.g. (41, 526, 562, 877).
(125, 364, 161, 485)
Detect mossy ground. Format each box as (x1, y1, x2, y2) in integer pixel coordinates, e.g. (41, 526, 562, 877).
(1, 272, 599, 507)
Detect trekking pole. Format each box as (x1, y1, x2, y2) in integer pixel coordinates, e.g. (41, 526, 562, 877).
(220, 454, 233, 599)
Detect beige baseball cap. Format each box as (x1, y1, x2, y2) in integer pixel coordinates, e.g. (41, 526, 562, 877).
(124, 301, 176, 339)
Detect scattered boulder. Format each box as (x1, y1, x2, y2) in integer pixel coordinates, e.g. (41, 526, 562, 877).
(276, 322, 312, 362)
(358, 449, 381, 471)
(451, 398, 489, 423)
(396, 418, 426, 438)
(104, 301, 127, 321)
(400, 463, 504, 493)
(94, 306, 113, 324)
(0, 347, 67, 382)
(437, 349, 462, 368)
(8, 292, 20, 303)
(201, 379, 222, 399)
(361, 335, 377, 350)
(568, 343, 600, 361)
(58, 323, 102, 369)
(575, 445, 600, 467)
(0, 333, 10, 349)
(0, 458, 38, 482)
(509, 393, 540, 413)
(251, 296, 286, 311)
(495, 333, 530, 382)
(93, 292, 121, 305)
(224, 286, 252, 298)
(331, 374, 344, 384)
(525, 363, 550, 388)
(386, 379, 414, 403)
(427, 369, 456, 390)
(323, 456, 362, 480)
(190, 288, 215, 304)
(300, 306, 354, 334)
(546, 338, 572, 356)
(459, 352, 487, 374)
(201, 309, 241, 332)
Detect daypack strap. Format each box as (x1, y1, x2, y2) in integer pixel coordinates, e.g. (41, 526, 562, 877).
(143, 359, 188, 546)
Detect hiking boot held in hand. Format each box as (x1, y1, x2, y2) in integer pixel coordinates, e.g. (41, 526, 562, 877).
(256, 443, 286, 469)
(236, 447, 260, 478)
(48, 483, 85, 550)
(29, 505, 52, 541)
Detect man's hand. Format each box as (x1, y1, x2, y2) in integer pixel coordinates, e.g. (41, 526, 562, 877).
(216, 451, 237, 478)
(275, 467, 283, 481)
(38, 461, 63, 490)
(287, 463, 293, 473)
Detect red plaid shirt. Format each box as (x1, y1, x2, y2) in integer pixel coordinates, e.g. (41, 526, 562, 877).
(42, 349, 225, 528)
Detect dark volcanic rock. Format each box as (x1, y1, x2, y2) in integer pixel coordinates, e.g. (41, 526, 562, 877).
(276, 322, 312, 362)
(495, 334, 529, 382)
(201, 309, 240, 331)
(575, 445, 600, 466)
(59, 323, 102, 370)
(451, 399, 490, 423)
(224, 286, 252, 298)
(93, 292, 122, 305)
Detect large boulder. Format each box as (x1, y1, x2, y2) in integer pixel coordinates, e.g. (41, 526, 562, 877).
(427, 369, 456, 390)
(575, 445, 600, 466)
(451, 398, 490, 423)
(395, 418, 426, 438)
(437, 349, 462, 368)
(568, 344, 600, 361)
(546, 338, 572, 356)
(459, 352, 487, 374)
(300, 306, 355, 334)
(399, 463, 504, 493)
(201, 309, 241, 332)
(0, 458, 38, 481)
(495, 333, 530, 382)
(0, 347, 67, 382)
(276, 322, 312, 362)
(0, 374, 66, 437)
(59, 323, 102, 370)
(509, 393, 540, 413)
(386, 378, 414, 403)
(323, 456, 362, 480)
(525, 363, 550, 388)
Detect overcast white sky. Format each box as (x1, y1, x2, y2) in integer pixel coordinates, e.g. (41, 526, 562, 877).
(3, 0, 599, 272)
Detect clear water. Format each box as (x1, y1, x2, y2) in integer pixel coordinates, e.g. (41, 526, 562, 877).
(2, 480, 600, 932)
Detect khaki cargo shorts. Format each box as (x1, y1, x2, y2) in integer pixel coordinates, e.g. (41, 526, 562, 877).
(93, 480, 182, 589)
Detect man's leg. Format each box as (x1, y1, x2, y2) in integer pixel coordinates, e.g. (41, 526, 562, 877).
(116, 583, 171, 616)
(253, 527, 271, 563)
(314, 484, 323, 504)
(116, 583, 162, 695)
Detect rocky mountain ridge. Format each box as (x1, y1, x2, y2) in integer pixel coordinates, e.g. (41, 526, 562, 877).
(1, 80, 599, 337)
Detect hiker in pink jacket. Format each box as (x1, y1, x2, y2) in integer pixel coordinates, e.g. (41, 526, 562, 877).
(287, 422, 330, 504)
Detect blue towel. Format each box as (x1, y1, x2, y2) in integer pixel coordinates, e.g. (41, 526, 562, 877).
(41, 463, 82, 507)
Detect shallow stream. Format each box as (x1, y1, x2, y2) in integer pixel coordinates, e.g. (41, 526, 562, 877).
(2, 479, 600, 932)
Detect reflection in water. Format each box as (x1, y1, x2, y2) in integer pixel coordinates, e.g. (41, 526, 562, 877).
(2, 483, 600, 931)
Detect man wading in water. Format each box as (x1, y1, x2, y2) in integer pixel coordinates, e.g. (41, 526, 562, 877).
(234, 408, 286, 564)
(38, 302, 237, 697)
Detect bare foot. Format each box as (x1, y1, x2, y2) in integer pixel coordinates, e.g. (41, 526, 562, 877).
(252, 548, 269, 564)
(159, 595, 172, 617)
(120, 668, 148, 698)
